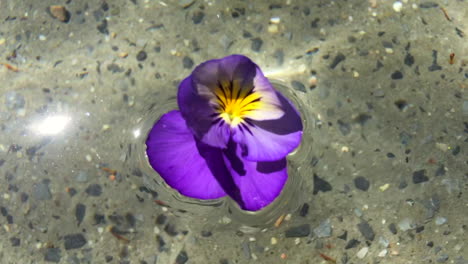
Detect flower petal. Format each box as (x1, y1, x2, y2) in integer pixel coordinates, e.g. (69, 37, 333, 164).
(232, 91, 303, 161)
(178, 76, 229, 148)
(222, 140, 288, 211)
(145, 110, 229, 199)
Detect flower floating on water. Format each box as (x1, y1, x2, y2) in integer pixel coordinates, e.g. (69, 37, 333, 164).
(146, 55, 303, 211)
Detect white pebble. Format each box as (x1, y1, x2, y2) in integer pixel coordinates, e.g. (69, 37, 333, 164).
(435, 216, 447, 225)
(38, 34, 46, 41)
(270, 237, 277, 245)
(85, 154, 92, 162)
(393, 1, 403, 12)
(378, 249, 388, 257)
(270, 17, 281, 24)
(356, 247, 369, 259)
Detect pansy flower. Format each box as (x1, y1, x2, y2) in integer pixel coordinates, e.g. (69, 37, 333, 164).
(146, 55, 303, 211)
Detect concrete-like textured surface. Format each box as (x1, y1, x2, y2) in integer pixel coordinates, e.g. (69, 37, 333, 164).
(0, 0, 467, 263)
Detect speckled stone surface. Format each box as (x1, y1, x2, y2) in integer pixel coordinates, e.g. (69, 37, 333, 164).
(0, 0, 467, 263)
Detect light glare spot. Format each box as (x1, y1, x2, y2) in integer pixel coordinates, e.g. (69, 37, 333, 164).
(33, 115, 71, 135)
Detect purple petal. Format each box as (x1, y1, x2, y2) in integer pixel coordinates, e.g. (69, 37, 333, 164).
(222, 140, 288, 211)
(232, 91, 303, 161)
(145, 110, 228, 199)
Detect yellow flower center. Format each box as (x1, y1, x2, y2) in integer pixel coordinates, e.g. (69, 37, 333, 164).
(214, 80, 261, 126)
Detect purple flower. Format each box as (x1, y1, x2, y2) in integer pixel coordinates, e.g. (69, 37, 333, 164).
(146, 55, 303, 211)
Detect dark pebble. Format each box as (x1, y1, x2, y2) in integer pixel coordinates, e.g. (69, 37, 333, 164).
(156, 214, 167, 225)
(7, 215, 13, 224)
(428, 64, 442, 71)
(175, 250, 189, 264)
(182, 56, 194, 69)
(64, 233, 87, 250)
(108, 213, 125, 225)
(413, 169, 429, 184)
(419, 2, 439, 8)
(299, 203, 309, 217)
(242, 30, 252, 38)
(156, 235, 167, 252)
(388, 223, 398, 234)
(394, 99, 408, 111)
(219, 259, 229, 264)
(273, 49, 284, 65)
(386, 152, 395, 158)
(136, 51, 147, 61)
(354, 177, 370, 191)
(44, 248, 61, 263)
(337, 119, 351, 136)
(329, 53, 345, 69)
(451, 145, 460, 156)
(10, 237, 20, 247)
(416, 225, 425, 233)
(338, 230, 348, 240)
(399, 131, 411, 145)
(101, 2, 109, 11)
(201, 230, 212, 237)
(391, 71, 403, 80)
(404, 53, 414, 66)
(125, 213, 136, 227)
(435, 165, 446, 176)
(354, 113, 372, 126)
(284, 224, 310, 237)
(0, 206, 7, 216)
(0, 159, 4, 166)
(192, 11, 204, 24)
(357, 221, 375, 241)
(20, 192, 29, 202)
(139, 186, 158, 198)
(94, 214, 106, 225)
(313, 173, 332, 194)
(97, 19, 109, 34)
(75, 203, 86, 226)
(105, 255, 113, 262)
(345, 238, 360, 249)
(250, 38, 263, 52)
(107, 63, 124, 73)
(427, 241, 434, 247)
(85, 184, 102, 196)
(291, 80, 306, 93)
(164, 223, 178, 236)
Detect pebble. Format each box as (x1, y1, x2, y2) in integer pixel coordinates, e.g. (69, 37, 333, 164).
(378, 249, 388, 257)
(299, 203, 309, 217)
(379, 236, 390, 247)
(354, 176, 370, 191)
(178, 0, 195, 8)
(313, 173, 332, 194)
(75, 171, 88, 182)
(413, 169, 429, 184)
(182, 56, 194, 69)
(175, 250, 189, 264)
(391, 71, 403, 80)
(393, 1, 403, 12)
(388, 223, 398, 234)
(136, 50, 147, 61)
(329, 53, 346, 69)
(48, 5, 71, 23)
(435, 216, 447, 225)
(10, 237, 20, 247)
(285, 224, 310, 237)
(251, 38, 263, 52)
(437, 253, 449, 263)
(242, 242, 251, 259)
(271, 237, 278, 245)
(356, 247, 369, 259)
(314, 219, 332, 238)
(44, 248, 61, 263)
(337, 120, 351, 136)
(85, 184, 102, 196)
(64, 233, 87, 250)
(357, 220, 375, 241)
(5, 91, 25, 110)
(33, 180, 52, 200)
(75, 203, 86, 226)
(192, 11, 204, 24)
(291, 80, 306, 93)
(398, 218, 415, 231)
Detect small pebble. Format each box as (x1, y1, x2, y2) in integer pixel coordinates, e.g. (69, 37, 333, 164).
(182, 56, 194, 69)
(398, 218, 415, 231)
(175, 250, 189, 264)
(136, 50, 147, 61)
(85, 184, 102, 196)
(291, 80, 306, 93)
(251, 38, 263, 52)
(314, 219, 332, 238)
(354, 176, 370, 191)
(378, 236, 390, 247)
(357, 220, 375, 241)
(64, 233, 87, 250)
(437, 253, 449, 263)
(271, 237, 277, 245)
(285, 224, 310, 237)
(75, 171, 88, 182)
(48, 5, 71, 23)
(313, 173, 332, 194)
(413, 169, 429, 184)
(379, 183, 390, 191)
(435, 216, 447, 225)
(192, 11, 204, 24)
(33, 180, 52, 200)
(391, 71, 403, 80)
(378, 249, 388, 257)
(393, 1, 403, 12)
(44, 247, 62, 263)
(356, 247, 369, 259)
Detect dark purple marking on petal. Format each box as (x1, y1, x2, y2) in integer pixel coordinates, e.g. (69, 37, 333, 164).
(145, 110, 228, 199)
(222, 140, 288, 211)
